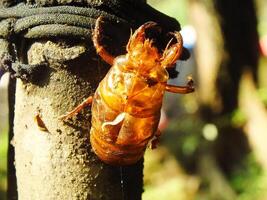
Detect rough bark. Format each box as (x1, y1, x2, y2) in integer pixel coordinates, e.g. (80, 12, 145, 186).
(0, 0, 181, 199)
(13, 38, 144, 200)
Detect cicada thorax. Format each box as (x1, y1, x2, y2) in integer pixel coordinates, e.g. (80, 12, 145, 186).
(90, 56, 168, 165)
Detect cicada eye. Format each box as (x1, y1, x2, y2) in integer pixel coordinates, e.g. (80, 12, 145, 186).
(146, 78, 158, 87)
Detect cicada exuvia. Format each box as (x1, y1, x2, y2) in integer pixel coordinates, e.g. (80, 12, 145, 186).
(60, 17, 194, 165)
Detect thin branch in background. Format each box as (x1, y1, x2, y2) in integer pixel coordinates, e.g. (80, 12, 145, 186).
(7, 75, 17, 200)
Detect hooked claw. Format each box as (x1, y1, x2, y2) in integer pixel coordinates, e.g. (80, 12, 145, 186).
(160, 32, 183, 68)
(126, 21, 161, 52)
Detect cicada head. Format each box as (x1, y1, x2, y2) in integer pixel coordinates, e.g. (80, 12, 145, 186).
(127, 38, 161, 69)
(125, 22, 161, 71)
(125, 21, 185, 83)
(126, 37, 170, 83)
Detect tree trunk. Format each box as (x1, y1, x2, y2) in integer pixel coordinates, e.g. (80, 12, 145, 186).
(188, 0, 259, 198)
(215, 0, 267, 170)
(213, 0, 259, 172)
(0, 0, 181, 199)
(190, 0, 258, 171)
(13, 39, 145, 200)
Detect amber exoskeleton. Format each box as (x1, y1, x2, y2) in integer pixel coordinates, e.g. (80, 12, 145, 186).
(60, 17, 194, 165)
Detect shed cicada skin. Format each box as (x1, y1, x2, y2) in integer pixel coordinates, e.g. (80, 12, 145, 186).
(60, 17, 194, 165)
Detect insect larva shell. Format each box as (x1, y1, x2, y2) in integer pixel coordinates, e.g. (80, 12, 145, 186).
(90, 57, 164, 165)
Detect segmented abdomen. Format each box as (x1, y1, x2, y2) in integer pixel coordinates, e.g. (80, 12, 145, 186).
(90, 57, 164, 165)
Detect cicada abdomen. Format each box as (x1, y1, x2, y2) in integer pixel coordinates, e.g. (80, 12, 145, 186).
(90, 57, 166, 165)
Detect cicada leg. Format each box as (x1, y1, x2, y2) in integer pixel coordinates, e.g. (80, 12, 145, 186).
(165, 76, 194, 94)
(126, 21, 160, 52)
(161, 32, 183, 68)
(59, 96, 93, 120)
(93, 17, 116, 65)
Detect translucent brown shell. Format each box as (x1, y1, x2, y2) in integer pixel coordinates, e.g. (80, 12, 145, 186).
(90, 17, 194, 165)
(60, 17, 194, 165)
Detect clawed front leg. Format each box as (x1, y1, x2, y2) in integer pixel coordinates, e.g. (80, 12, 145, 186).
(165, 76, 194, 94)
(161, 32, 183, 68)
(59, 96, 93, 120)
(93, 17, 116, 65)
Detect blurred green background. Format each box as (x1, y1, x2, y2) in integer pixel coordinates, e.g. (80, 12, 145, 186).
(0, 74, 8, 199)
(1, 0, 267, 199)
